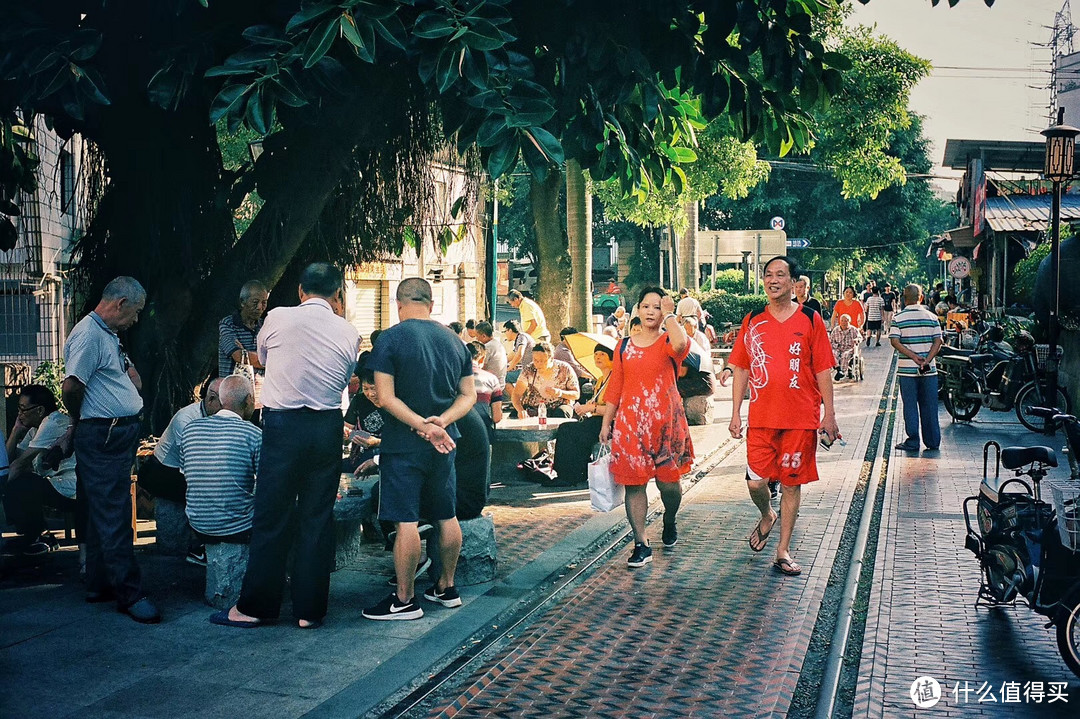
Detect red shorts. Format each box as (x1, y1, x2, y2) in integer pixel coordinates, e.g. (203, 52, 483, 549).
(746, 428, 820, 486)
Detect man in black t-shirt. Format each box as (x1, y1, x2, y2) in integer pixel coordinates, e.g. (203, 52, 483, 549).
(362, 278, 476, 621)
(880, 283, 897, 331)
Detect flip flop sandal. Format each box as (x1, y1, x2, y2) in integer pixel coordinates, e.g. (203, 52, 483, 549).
(773, 558, 802, 576)
(747, 514, 777, 552)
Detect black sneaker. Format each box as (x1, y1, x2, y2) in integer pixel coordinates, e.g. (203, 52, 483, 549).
(186, 548, 207, 567)
(21, 533, 59, 557)
(362, 592, 424, 621)
(385, 556, 433, 586)
(662, 516, 678, 547)
(768, 480, 780, 501)
(423, 584, 463, 608)
(627, 542, 653, 568)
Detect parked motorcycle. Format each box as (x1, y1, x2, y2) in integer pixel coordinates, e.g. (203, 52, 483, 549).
(962, 407, 1080, 678)
(939, 328, 1071, 431)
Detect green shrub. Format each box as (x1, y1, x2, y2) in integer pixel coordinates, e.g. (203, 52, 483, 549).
(1010, 241, 1050, 306)
(31, 360, 66, 412)
(697, 290, 769, 329)
(699, 269, 747, 293)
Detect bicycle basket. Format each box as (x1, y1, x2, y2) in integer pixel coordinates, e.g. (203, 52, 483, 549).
(1047, 480, 1080, 552)
(1035, 344, 1064, 372)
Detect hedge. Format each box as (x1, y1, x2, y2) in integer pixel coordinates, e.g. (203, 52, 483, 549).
(697, 290, 769, 329)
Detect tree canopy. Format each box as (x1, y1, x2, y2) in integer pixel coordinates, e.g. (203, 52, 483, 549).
(0, 0, 862, 422)
(702, 114, 956, 290)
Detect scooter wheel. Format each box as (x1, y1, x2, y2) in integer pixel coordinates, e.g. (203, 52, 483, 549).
(1056, 587, 1080, 680)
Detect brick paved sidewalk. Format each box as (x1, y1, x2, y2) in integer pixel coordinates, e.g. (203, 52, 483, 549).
(421, 346, 897, 718)
(854, 407, 1080, 718)
(0, 411, 730, 719)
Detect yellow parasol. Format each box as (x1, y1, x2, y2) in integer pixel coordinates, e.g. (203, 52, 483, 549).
(563, 332, 618, 379)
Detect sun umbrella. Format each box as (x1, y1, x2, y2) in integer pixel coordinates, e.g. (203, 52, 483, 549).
(563, 332, 618, 379)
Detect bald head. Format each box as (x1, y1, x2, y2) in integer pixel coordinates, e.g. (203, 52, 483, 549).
(218, 375, 254, 418)
(903, 283, 923, 305)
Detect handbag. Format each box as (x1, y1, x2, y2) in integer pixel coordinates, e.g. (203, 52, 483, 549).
(587, 444, 624, 512)
(232, 345, 264, 409)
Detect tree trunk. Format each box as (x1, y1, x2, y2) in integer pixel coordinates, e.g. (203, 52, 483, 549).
(84, 85, 391, 429)
(531, 170, 570, 335)
(565, 159, 592, 330)
(678, 201, 699, 293)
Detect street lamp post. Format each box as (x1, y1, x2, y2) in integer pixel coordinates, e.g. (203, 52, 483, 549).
(1040, 107, 1079, 429)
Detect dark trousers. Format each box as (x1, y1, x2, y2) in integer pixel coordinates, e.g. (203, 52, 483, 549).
(553, 415, 603, 486)
(74, 420, 142, 607)
(136, 456, 186, 503)
(2, 472, 82, 539)
(899, 375, 941, 449)
(237, 408, 342, 621)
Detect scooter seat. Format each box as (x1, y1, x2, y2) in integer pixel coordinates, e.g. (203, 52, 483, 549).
(1000, 446, 1058, 470)
(968, 353, 995, 365)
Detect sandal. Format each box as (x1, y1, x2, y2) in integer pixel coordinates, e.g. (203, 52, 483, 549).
(747, 513, 777, 552)
(773, 557, 802, 576)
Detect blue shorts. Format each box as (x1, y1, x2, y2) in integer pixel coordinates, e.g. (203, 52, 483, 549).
(506, 369, 522, 385)
(378, 449, 457, 523)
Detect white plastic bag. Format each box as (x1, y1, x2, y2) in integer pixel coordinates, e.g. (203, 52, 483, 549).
(588, 445, 624, 513)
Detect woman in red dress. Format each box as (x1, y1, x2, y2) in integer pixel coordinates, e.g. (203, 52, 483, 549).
(600, 287, 694, 568)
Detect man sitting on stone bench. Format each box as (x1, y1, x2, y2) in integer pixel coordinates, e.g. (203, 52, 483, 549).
(179, 376, 261, 607)
(138, 377, 222, 564)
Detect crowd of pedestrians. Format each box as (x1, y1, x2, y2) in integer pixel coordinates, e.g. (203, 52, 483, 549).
(1, 255, 948, 627)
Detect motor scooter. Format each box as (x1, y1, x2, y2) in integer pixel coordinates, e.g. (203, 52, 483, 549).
(939, 329, 1071, 431)
(962, 407, 1080, 678)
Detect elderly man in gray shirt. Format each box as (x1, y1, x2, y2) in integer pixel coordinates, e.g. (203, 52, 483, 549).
(62, 276, 159, 624)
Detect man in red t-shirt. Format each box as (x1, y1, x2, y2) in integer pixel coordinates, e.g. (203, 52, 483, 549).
(728, 256, 840, 577)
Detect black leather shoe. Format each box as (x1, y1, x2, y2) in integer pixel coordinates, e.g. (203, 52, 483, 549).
(120, 597, 161, 624)
(85, 589, 115, 603)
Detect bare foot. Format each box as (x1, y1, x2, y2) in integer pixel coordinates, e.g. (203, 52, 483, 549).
(228, 606, 260, 625)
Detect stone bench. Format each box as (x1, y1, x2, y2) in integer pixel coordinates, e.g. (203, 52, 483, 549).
(204, 542, 248, 609)
(154, 497, 189, 557)
(683, 394, 715, 426)
(425, 513, 498, 586)
(333, 475, 377, 570)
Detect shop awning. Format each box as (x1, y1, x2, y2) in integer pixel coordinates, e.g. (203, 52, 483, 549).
(943, 225, 979, 248)
(984, 193, 1080, 232)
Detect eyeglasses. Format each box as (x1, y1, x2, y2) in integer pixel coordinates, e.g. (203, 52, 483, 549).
(17, 404, 42, 414)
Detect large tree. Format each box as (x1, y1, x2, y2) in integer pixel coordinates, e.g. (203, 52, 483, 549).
(702, 114, 956, 292)
(0, 0, 852, 423)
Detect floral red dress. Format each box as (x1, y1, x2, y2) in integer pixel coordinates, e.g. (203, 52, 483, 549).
(607, 335, 695, 485)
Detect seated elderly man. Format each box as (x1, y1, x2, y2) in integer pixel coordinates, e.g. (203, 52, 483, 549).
(137, 377, 222, 564)
(2, 384, 79, 556)
(179, 376, 261, 545)
(830, 314, 862, 380)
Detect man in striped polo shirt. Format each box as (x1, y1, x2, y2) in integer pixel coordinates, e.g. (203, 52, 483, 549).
(179, 376, 261, 543)
(889, 284, 943, 452)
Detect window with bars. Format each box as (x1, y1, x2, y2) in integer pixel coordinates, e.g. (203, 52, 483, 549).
(60, 149, 75, 217)
(0, 281, 39, 356)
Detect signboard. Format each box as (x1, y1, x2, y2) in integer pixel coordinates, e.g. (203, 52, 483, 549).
(497, 260, 510, 295)
(786, 238, 810, 249)
(948, 256, 971, 279)
(696, 229, 787, 264)
(770, 216, 785, 231)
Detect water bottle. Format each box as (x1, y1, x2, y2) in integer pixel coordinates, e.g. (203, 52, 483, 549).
(537, 403, 547, 428)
